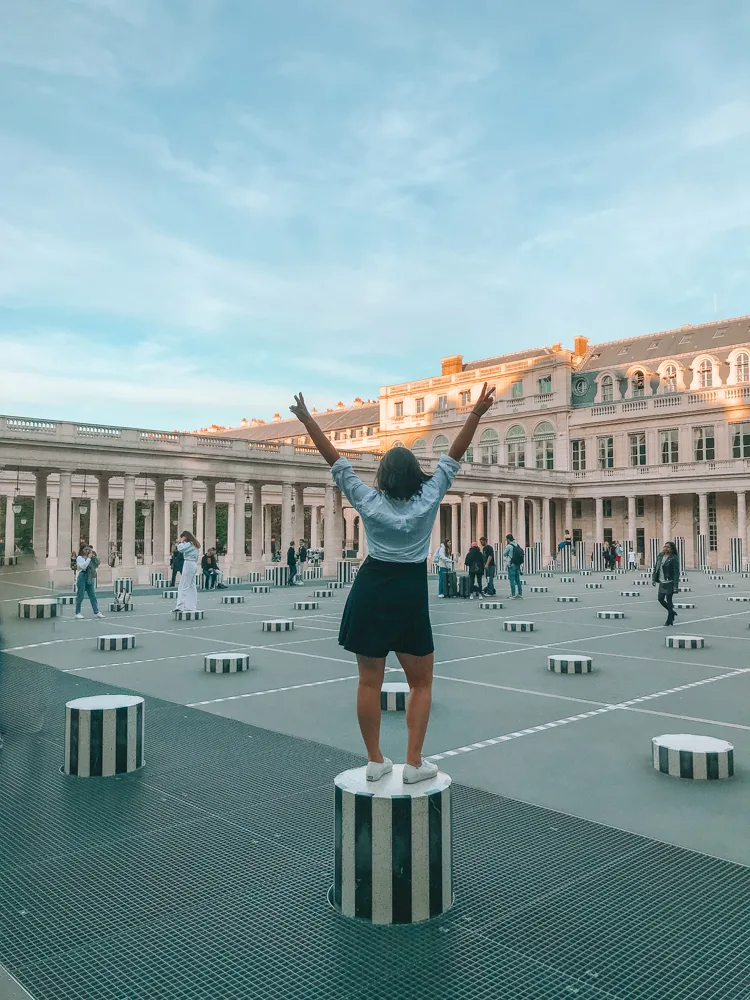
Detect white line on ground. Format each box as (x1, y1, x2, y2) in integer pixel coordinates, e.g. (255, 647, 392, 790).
(620, 707, 750, 732)
(187, 673, 360, 706)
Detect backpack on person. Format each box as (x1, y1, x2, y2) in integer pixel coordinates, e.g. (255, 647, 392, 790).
(510, 544, 525, 566)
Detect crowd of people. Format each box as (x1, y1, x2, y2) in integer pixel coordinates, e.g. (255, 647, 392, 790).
(432, 532, 526, 600)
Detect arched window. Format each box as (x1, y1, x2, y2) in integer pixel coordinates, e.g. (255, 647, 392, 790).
(464, 445, 474, 463)
(662, 364, 677, 392)
(600, 375, 614, 403)
(699, 359, 713, 388)
(410, 438, 427, 456)
(506, 425, 526, 468)
(390, 440, 405, 450)
(533, 422, 555, 470)
(432, 434, 449, 456)
(736, 353, 749, 384)
(631, 370, 645, 398)
(479, 428, 499, 465)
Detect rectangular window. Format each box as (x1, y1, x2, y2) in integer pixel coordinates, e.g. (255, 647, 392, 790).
(603, 499, 612, 518)
(459, 390, 471, 407)
(415, 397, 425, 414)
(572, 528, 583, 543)
(708, 492, 717, 551)
(571, 439, 586, 471)
(597, 436, 614, 469)
(635, 497, 645, 517)
(629, 432, 646, 466)
(437, 394, 448, 411)
(572, 500, 582, 519)
(334, 431, 341, 441)
(603, 527, 613, 544)
(508, 441, 525, 468)
(694, 425, 715, 461)
(659, 428, 679, 464)
(538, 375, 552, 394)
(366, 426, 373, 436)
(636, 527, 645, 556)
(394, 402, 403, 418)
(511, 380, 523, 398)
(535, 439, 554, 470)
(731, 421, 750, 458)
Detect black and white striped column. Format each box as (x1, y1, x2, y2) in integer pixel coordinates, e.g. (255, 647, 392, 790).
(313, 589, 334, 598)
(560, 546, 572, 573)
(96, 634, 136, 651)
(294, 600, 320, 610)
(666, 635, 704, 649)
(221, 594, 245, 604)
(333, 765, 452, 924)
(697, 534, 708, 571)
(113, 578, 133, 596)
(263, 619, 294, 631)
(648, 538, 660, 569)
(64, 694, 144, 778)
(574, 540, 585, 571)
(252, 584, 270, 594)
(18, 598, 59, 619)
(380, 682, 410, 711)
(337, 560, 355, 584)
(174, 610, 204, 620)
(109, 601, 134, 612)
(548, 654, 592, 674)
(524, 546, 536, 575)
(591, 543, 604, 572)
(674, 536, 686, 573)
(730, 537, 743, 574)
(247, 571, 262, 582)
(652, 733, 734, 780)
(265, 566, 290, 587)
(150, 572, 164, 586)
(533, 541, 543, 575)
(204, 652, 251, 673)
(623, 540, 634, 569)
(328, 581, 346, 589)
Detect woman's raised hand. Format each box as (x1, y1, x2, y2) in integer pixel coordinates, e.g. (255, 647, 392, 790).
(290, 393, 312, 425)
(472, 382, 496, 417)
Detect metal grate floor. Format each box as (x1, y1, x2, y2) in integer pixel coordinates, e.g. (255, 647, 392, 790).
(0, 654, 748, 1000)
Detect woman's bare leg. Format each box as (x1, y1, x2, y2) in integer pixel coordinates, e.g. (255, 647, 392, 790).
(356, 655, 386, 762)
(395, 651, 434, 767)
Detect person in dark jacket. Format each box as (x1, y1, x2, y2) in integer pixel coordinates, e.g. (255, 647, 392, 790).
(201, 550, 219, 590)
(287, 540, 298, 585)
(652, 541, 680, 626)
(170, 543, 184, 587)
(464, 542, 484, 600)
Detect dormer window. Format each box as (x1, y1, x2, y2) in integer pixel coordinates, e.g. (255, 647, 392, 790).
(631, 370, 645, 398)
(699, 359, 713, 388)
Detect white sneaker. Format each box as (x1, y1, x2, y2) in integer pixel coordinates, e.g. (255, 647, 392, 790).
(437, 594, 445, 598)
(75, 613, 84, 620)
(366, 757, 393, 782)
(95, 612, 106, 618)
(403, 760, 439, 784)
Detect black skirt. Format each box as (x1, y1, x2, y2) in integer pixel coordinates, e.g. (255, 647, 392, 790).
(338, 556, 433, 659)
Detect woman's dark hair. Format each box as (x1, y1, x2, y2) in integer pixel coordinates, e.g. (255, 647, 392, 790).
(444, 538, 452, 551)
(664, 541, 677, 556)
(78, 543, 88, 556)
(180, 530, 201, 548)
(374, 447, 431, 500)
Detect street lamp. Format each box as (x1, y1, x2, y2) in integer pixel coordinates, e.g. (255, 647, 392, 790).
(12, 470, 22, 515)
(79, 473, 89, 516)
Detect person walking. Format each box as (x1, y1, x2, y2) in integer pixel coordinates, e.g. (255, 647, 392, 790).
(464, 542, 484, 599)
(174, 531, 200, 613)
(615, 541, 623, 568)
(169, 543, 184, 587)
(74, 545, 105, 620)
(652, 541, 680, 626)
(504, 533, 524, 598)
(290, 382, 496, 784)
(628, 547, 637, 570)
(480, 536, 496, 595)
(433, 538, 453, 597)
(286, 540, 298, 585)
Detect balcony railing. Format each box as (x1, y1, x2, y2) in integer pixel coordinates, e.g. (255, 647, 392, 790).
(582, 384, 750, 420)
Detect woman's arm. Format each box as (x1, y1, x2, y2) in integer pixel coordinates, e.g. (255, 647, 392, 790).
(289, 393, 340, 467)
(448, 383, 496, 462)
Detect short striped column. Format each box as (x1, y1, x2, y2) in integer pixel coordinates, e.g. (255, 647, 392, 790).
(150, 572, 164, 586)
(548, 654, 592, 674)
(154, 579, 170, 589)
(113, 578, 133, 596)
(328, 581, 346, 589)
(204, 652, 251, 673)
(479, 600, 503, 609)
(313, 589, 334, 598)
(591, 544, 604, 572)
(266, 566, 290, 587)
(252, 585, 270, 594)
(579, 569, 592, 577)
(333, 765, 452, 924)
(503, 620, 534, 632)
(666, 635, 704, 649)
(540, 571, 554, 578)
(380, 682, 410, 711)
(224, 576, 245, 585)
(96, 634, 136, 651)
(221, 594, 246, 604)
(728, 595, 750, 602)
(57, 595, 76, 606)
(717, 583, 734, 589)
(528, 586, 547, 593)
(294, 600, 320, 610)
(0, 555, 18, 566)
(109, 601, 134, 612)
(674, 537, 686, 574)
(602, 573, 617, 581)
(697, 534, 707, 571)
(556, 595, 578, 603)
(302, 566, 322, 580)
(263, 619, 294, 631)
(597, 610, 624, 619)
(247, 571, 262, 582)
(620, 590, 640, 597)
(585, 583, 602, 589)
(18, 598, 58, 619)
(524, 546, 536, 574)
(673, 601, 695, 610)
(560, 576, 575, 583)
(64, 694, 144, 778)
(174, 610, 204, 620)
(652, 734, 734, 780)
(162, 590, 178, 599)
(337, 560, 355, 584)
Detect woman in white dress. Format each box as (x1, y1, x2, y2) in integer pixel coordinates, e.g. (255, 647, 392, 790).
(174, 530, 200, 613)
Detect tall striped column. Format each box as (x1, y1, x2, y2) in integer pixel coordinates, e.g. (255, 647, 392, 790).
(648, 537, 661, 569)
(265, 565, 290, 586)
(524, 546, 535, 575)
(533, 541, 542, 576)
(337, 560, 355, 584)
(574, 540, 585, 571)
(674, 536, 686, 574)
(64, 694, 144, 777)
(623, 539, 634, 570)
(560, 545, 572, 573)
(697, 533, 708, 570)
(333, 765, 452, 925)
(591, 542, 604, 572)
(730, 537, 742, 574)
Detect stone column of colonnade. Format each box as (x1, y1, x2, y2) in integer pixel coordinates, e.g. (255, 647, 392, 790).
(738, 491, 748, 567)
(33, 471, 49, 564)
(57, 472, 72, 569)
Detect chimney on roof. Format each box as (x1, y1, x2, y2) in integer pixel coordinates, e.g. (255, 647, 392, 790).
(574, 336, 589, 357)
(240, 417, 248, 427)
(336, 401, 345, 409)
(312, 407, 317, 414)
(272, 413, 281, 421)
(441, 354, 463, 376)
(354, 397, 363, 405)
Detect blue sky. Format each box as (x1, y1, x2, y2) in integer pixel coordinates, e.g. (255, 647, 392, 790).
(1, 0, 749, 430)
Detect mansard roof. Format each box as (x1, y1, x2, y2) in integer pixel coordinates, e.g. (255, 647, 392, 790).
(579, 315, 750, 371)
(219, 402, 380, 441)
(462, 346, 558, 372)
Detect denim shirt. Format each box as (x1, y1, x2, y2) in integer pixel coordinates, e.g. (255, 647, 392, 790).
(331, 454, 460, 563)
(177, 542, 200, 563)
